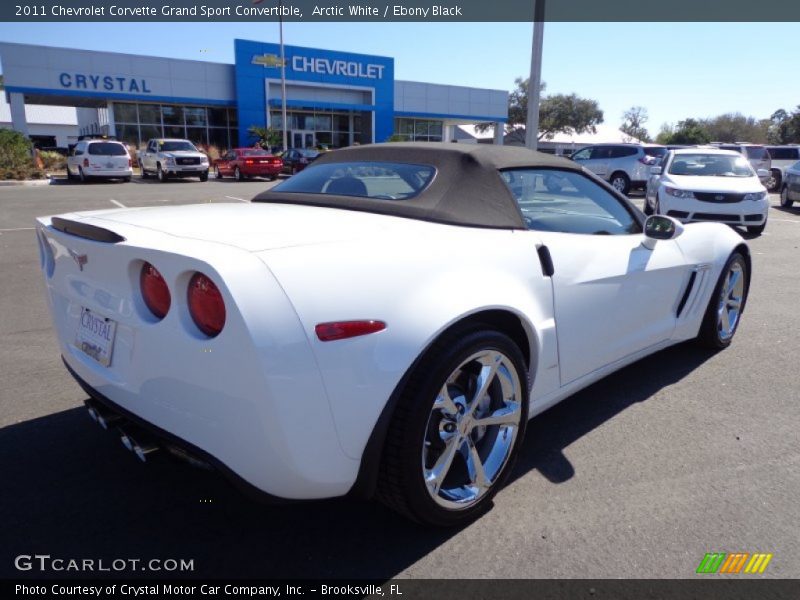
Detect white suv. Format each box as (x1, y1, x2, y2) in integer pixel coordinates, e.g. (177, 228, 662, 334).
(570, 143, 667, 195)
(67, 138, 132, 183)
(765, 145, 800, 192)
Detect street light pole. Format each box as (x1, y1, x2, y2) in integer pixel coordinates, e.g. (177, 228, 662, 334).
(525, 0, 545, 151)
(279, 0, 288, 152)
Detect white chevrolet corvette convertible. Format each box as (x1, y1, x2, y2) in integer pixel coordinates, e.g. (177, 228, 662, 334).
(36, 143, 751, 526)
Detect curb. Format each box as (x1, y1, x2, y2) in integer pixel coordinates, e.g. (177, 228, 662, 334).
(0, 178, 54, 187)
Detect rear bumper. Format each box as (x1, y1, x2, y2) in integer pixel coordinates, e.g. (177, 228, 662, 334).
(84, 168, 133, 178)
(242, 166, 281, 177)
(64, 357, 293, 504)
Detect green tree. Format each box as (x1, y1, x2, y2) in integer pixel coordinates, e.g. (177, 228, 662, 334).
(476, 77, 603, 143)
(247, 126, 282, 150)
(767, 107, 800, 144)
(657, 118, 711, 145)
(701, 113, 768, 143)
(620, 106, 651, 142)
(0, 128, 33, 169)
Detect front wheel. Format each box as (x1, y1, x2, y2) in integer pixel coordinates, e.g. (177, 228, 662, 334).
(643, 196, 654, 215)
(766, 169, 782, 193)
(199, 170, 208, 182)
(780, 185, 793, 208)
(214, 165, 222, 180)
(696, 251, 749, 349)
(609, 172, 631, 195)
(157, 164, 168, 182)
(377, 327, 529, 526)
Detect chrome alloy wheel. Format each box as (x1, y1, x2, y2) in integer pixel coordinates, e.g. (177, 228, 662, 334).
(422, 350, 523, 510)
(717, 261, 745, 341)
(611, 176, 626, 192)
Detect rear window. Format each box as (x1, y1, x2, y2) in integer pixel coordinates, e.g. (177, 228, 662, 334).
(643, 147, 667, 158)
(745, 146, 768, 160)
(298, 149, 320, 158)
(240, 149, 270, 157)
(767, 147, 799, 160)
(272, 161, 436, 200)
(87, 142, 127, 156)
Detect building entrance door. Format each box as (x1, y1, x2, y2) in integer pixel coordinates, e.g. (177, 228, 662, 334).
(292, 131, 315, 149)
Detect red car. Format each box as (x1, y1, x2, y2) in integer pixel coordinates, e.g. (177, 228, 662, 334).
(214, 148, 283, 181)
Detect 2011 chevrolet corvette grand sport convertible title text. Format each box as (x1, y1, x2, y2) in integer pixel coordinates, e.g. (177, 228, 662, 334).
(36, 143, 751, 526)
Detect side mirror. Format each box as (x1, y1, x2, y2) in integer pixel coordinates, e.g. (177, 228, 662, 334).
(756, 168, 770, 179)
(650, 166, 662, 175)
(643, 215, 684, 249)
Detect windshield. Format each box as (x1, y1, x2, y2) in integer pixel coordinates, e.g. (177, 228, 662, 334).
(273, 161, 436, 200)
(159, 141, 197, 152)
(298, 149, 320, 158)
(668, 154, 755, 178)
(87, 143, 127, 156)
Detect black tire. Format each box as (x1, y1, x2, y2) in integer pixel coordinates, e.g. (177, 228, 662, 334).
(157, 164, 167, 182)
(66, 168, 74, 182)
(78, 167, 87, 183)
(199, 170, 208, 182)
(643, 196, 654, 216)
(377, 326, 529, 527)
(139, 161, 149, 179)
(234, 167, 243, 182)
(291, 165, 298, 176)
(767, 169, 782, 193)
(609, 172, 631, 196)
(122, 176, 132, 183)
(747, 221, 766, 235)
(696, 251, 749, 349)
(269, 175, 277, 181)
(214, 165, 222, 180)
(780, 185, 793, 208)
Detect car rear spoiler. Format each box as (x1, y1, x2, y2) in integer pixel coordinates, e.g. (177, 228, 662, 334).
(50, 217, 126, 244)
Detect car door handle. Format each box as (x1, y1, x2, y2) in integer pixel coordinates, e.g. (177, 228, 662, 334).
(537, 245, 555, 277)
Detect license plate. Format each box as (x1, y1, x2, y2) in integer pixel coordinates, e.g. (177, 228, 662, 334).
(106, 162, 114, 168)
(75, 307, 117, 367)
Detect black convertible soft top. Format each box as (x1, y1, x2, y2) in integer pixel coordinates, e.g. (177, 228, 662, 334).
(252, 142, 585, 229)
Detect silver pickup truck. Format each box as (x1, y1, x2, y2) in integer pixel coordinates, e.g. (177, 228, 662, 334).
(137, 138, 209, 182)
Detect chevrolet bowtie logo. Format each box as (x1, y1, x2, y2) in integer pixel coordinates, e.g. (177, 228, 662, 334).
(252, 54, 286, 68)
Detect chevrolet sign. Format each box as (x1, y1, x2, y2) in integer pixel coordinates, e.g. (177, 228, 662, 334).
(252, 54, 286, 68)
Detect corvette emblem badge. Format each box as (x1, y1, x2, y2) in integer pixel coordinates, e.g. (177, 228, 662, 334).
(69, 249, 88, 271)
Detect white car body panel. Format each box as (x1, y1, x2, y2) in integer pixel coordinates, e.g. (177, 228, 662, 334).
(36, 196, 746, 500)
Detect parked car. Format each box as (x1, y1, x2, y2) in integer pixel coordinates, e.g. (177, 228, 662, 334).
(214, 148, 283, 181)
(715, 143, 771, 180)
(280, 148, 321, 175)
(645, 148, 769, 235)
(765, 145, 800, 192)
(569, 143, 667, 194)
(66, 139, 132, 183)
(137, 138, 209, 182)
(779, 160, 800, 208)
(36, 143, 751, 526)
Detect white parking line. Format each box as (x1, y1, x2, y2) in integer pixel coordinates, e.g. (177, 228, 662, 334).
(224, 195, 248, 203)
(0, 227, 35, 232)
(109, 199, 126, 208)
(770, 218, 800, 223)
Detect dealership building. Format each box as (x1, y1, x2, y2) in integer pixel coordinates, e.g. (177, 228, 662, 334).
(0, 40, 508, 150)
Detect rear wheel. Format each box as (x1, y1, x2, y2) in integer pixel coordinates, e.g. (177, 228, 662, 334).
(377, 327, 528, 526)
(122, 176, 132, 183)
(766, 169, 782, 193)
(234, 167, 243, 182)
(780, 185, 793, 208)
(609, 172, 631, 195)
(139, 161, 149, 179)
(696, 251, 749, 349)
(214, 165, 222, 180)
(78, 167, 87, 183)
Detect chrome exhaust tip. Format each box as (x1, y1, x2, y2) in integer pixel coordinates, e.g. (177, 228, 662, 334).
(119, 428, 160, 463)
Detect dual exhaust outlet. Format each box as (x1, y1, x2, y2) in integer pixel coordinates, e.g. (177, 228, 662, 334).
(85, 399, 160, 463)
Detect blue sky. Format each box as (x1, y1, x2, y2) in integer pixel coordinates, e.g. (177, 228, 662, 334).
(2, 21, 798, 135)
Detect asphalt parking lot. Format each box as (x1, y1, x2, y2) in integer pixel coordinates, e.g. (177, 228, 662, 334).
(1, 176, 799, 580)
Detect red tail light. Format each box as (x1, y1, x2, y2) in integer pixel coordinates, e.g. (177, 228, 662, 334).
(128, 158, 132, 167)
(83, 158, 89, 167)
(140, 262, 171, 319)
(188, 272, 226, 337)
(315, 320, 386, 342)
(245, 159, 254, 165)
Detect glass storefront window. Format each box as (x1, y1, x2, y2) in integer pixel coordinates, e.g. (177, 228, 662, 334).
(394, 118, 444, 142)
(208, 128, 230, 150)
(227, 108, 238, 127)
(185, 107, 207, 127)
(162, 105, 184, 126)
(139, 124, 162, 142)
(115, 103, 138, 123)
(208, 107, 228, 127)
(116, 123, 139, 146)
(186, 127, 208, 146)
(138, 104, 161, 124)
(164, 125, 185, 138)
(314, 115, 332, 131)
